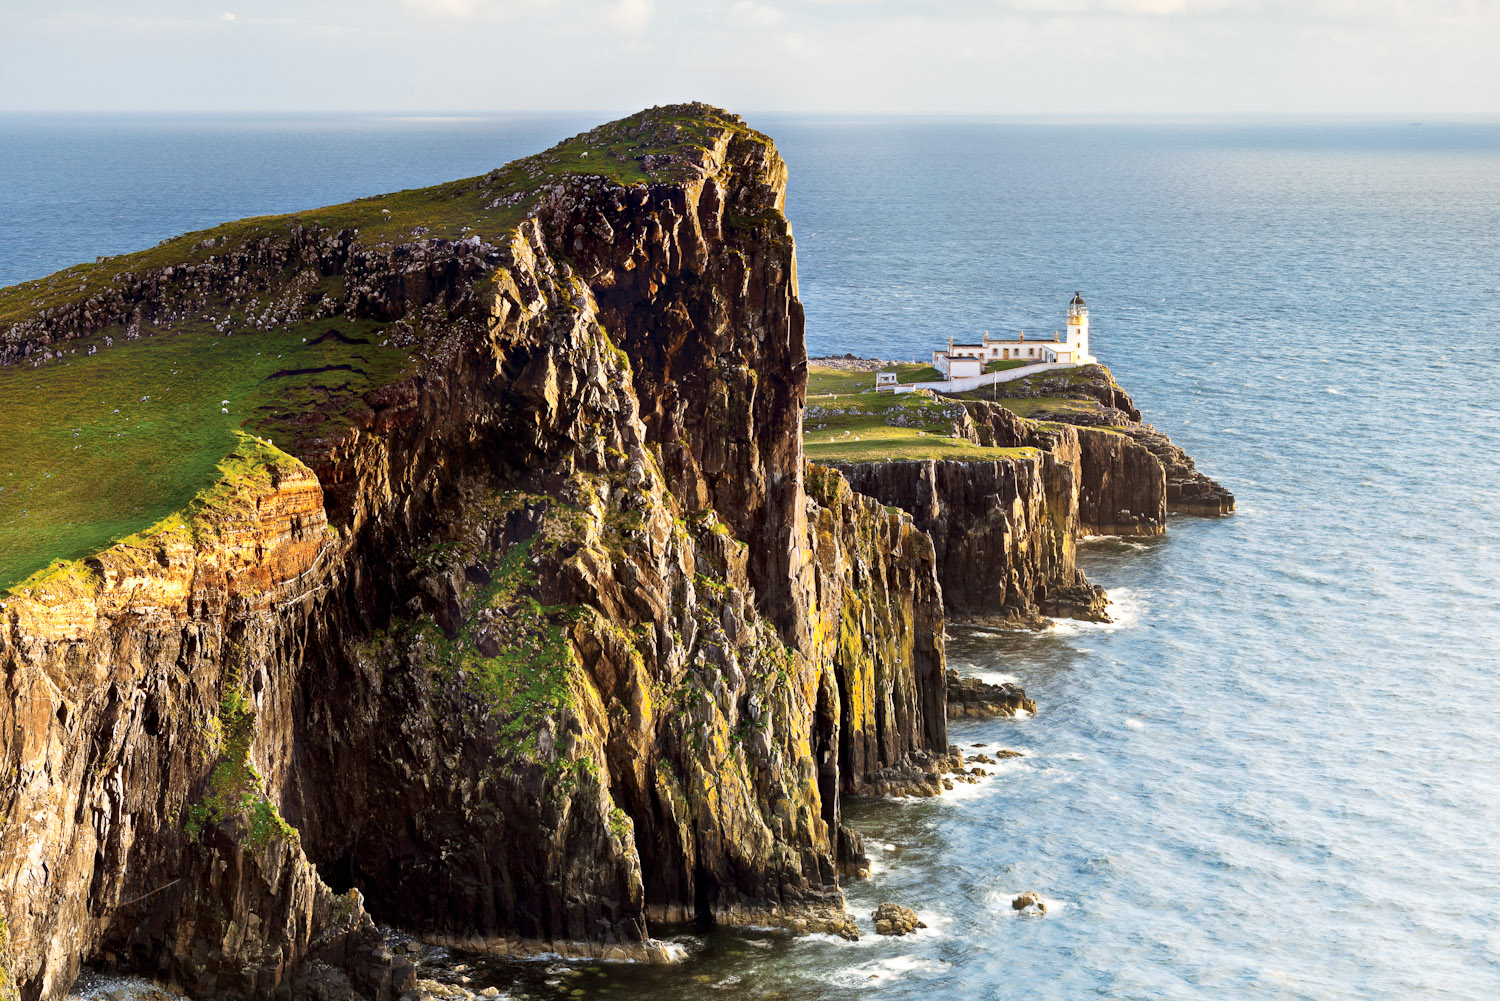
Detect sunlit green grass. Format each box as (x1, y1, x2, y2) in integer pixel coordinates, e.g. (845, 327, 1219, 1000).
(0, 107, 758, 330)
(0, 316, 409, 590)
(806, 363, 941, 396)
(984, 358, 1033, 373)
(974, 396, 1104, 419)
(0, 105, 771, 591)
(803, 385, 1036, 463)
(804, 426, 1037, 463)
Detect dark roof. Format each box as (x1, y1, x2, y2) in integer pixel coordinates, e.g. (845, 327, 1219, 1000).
(1070, 292, 1086, 306)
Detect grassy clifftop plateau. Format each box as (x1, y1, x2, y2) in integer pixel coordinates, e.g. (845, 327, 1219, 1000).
(804, 364, 1037, 463)
(0, 104, 760, 591)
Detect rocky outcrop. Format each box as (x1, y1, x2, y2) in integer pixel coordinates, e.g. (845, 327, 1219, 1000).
(820, 399, 1166, 627)
(871, 902, 925, 936)
(1012, 891, 1047, 914)
(1119, 425, 1236, 516)
(0, 106, 955, 1000)
(824, 456, 1091, 628)
(824, 385, 1230, 626)
(955, 365, 1233, 520)
(0, 104, 1234, 1001)
(945, 670, 1036, 719)
(0, 440, 409, 1001)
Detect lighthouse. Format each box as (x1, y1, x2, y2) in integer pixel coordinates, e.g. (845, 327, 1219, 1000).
(1066, 292, 1090, 360)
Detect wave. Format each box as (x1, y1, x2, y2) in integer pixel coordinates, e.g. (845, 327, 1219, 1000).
(976, 670, 1022, 686)
(820, 954, 950, 988)
(1051, 586, 1144, 633)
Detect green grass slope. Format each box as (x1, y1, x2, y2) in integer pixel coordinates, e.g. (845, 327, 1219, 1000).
(804, 366, 1036, 463)
(0, 104, 758, 591)
(0, 317, 406, 588)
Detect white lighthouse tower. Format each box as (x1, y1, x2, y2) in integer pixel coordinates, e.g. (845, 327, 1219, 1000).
(1066, 292, 1092, 362)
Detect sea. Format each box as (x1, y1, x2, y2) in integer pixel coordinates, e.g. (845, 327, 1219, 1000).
(4, 112, 1499, 1001)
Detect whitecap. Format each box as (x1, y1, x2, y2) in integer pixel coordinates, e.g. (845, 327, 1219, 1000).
(986, 888, 1070, 916)
(1124, 718, 1145, 729)
(821, 954, 950, 988)
(1325, 386, 1341, 394)
(1051, 587, 1143, 633)
(976, 671, 1022, 687)
(800, 931, 881, 949)
(68, 974, 191, 1001)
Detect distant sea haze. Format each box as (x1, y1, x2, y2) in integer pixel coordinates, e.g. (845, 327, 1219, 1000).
(5, 113, 1500, 1000)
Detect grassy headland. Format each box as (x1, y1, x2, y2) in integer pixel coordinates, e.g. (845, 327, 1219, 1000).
(0, 105, 756, 591)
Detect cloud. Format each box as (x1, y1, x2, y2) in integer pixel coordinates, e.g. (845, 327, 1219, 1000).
(398, 0, 541, 15)
(220, 11, 236, 20)
(729, 1, 787, 30)
(608, 0, 656, 32)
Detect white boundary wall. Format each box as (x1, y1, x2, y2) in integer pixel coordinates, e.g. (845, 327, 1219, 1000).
(889, 361, 1084, 395)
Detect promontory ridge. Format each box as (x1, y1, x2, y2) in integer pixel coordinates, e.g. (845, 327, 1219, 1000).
(0, 104, 1231, 1001)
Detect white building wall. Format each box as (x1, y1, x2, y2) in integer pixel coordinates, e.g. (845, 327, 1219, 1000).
(948, 357, 983, 379)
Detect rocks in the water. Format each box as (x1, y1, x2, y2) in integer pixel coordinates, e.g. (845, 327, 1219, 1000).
(847, 746, 966, 797)
(946, 670, 1037, 718)
(1012, 891, 1047, 914)
(1039, 581, 1112, 623)
(968, 749, 1022, 765)
(872, 902, 926, 936)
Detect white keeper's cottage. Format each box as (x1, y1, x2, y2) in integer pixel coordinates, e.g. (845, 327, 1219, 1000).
(933, 292, 1095, 377)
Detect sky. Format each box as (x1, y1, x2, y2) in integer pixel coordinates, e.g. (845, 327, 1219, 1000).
(0, 0, 1496, 116)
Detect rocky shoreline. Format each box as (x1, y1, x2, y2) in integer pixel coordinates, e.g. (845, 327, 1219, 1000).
(1, 106, 1231, 1001)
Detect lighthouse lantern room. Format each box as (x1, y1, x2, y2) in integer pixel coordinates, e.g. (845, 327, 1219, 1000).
(1066, 292, 1089, 359)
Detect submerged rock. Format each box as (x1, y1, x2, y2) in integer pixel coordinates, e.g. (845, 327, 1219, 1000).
(1012, 892, 1047, 914)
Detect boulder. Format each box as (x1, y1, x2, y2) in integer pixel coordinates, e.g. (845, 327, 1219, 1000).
(871, 902, 926, 936)
(1012, 891, 1047, 914)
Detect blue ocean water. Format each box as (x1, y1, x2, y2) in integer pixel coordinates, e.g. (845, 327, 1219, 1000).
(4, 113, 1499, 1000)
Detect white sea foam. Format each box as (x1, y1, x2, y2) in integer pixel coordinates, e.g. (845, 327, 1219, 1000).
(986, 888, 1070, 916)
(1051, 586, 1143, 633)
(822, 954, 950, 988)
(1125, 718, 1145, 729)
(68, 974, 192, 1001)
(801, 931, 881, 949)
(1325, 386, 1342, 394)
(976, 670, 1022, 687)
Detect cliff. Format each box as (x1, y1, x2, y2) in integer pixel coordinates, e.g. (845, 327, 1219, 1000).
(960, 365, 1236, 518)
(808, 366, 1231, 628)
(0, 106, 957, 1000)
(817, 397, 1165, 627)
(0, 104, 1232, 1001)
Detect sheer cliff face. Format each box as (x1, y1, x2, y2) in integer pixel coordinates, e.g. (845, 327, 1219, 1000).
(0, 107, 947, 1000)
(827, 402, 1168, 627)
